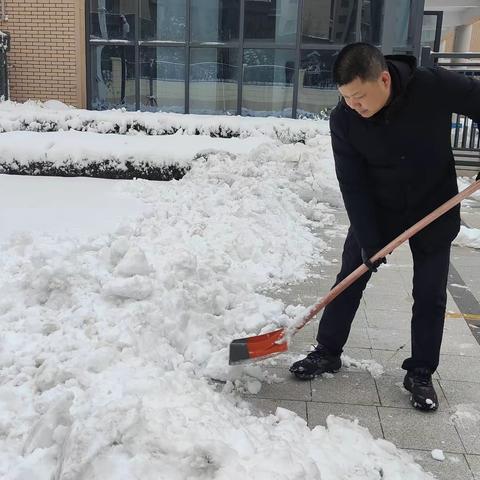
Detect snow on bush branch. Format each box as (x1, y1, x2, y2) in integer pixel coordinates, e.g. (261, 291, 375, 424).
(0, 100, 330, 144)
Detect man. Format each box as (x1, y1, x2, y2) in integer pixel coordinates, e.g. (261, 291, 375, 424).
(290, 43, 480, 411)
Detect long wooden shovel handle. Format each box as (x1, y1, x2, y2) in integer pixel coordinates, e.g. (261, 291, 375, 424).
(291, 179, 480, 334)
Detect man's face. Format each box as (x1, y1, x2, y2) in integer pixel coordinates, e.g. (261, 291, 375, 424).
(338, 71, 391, 118)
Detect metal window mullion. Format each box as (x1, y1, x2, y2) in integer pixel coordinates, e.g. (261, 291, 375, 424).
(237, 0, 245, 116)
(300, 42, 347, 50)
(243, 41, 296, 49)
(185, 0, 191, 114)
(292, 0, 303, 119)
(410, 0, 425, 58)
(86, 1, 92, 109)
(135, 1, 140, 110)
(355, 0, 362, 42)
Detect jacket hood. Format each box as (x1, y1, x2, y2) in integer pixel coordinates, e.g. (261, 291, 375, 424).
(385, 54, 417, 94)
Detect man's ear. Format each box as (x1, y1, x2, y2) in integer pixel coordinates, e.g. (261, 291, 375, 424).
(380, 70, 391, 89)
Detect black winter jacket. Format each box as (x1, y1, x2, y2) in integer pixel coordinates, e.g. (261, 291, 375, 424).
(330, 55, 480, 252)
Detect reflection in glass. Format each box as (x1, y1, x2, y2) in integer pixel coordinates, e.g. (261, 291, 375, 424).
(297, 50, 339, 118)
(302, 0, 358, 44)
(89, 0, 136, 41)
(242, 49, 295, 117)
(140, 47, 186, 113)
(90, 45, 136, 110)
(421, 13, 438, 50)
(140, 0, 186, 42)
(360, 0, 383, 44)
(190, 48, 238, 115)
(244, 0, 298, 44)
(393, 0, 412, 49)
(191, 0, 240, 42)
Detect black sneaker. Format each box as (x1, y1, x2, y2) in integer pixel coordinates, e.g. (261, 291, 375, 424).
(403, 368, 438, 411)
(289, 344, 342, 380)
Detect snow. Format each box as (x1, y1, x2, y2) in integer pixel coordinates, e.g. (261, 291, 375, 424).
(0, 100, 329, 143)
(0, 130, 276, 172)
(341, 355, 385, 378)
(0, 104, 436, 479)
(431, 449, 445, 461)
(453, 225, 480, 249)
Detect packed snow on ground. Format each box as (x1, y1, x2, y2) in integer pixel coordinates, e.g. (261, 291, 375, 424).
(453, 225, 480, 249)
(0, 111, 434, 479)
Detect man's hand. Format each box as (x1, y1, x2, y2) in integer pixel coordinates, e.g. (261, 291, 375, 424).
(361, 248, 386, 273)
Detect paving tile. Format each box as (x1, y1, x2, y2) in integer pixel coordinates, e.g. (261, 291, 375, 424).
(405, 449, 474, 480)
(438, 355, 480, 383)
(449, 405, 480, 454)
(439, 380, 480, 408)
(310, 371, 380, 406)
(443, 318, 477, 336)
(367, 327, 410, 351)
(246, 397, 307, 422)
(440, 335, 480, 357)
(344, 327, 372, 349)
(376, 376, 447, 411)
(245, 367, 312, 401)
(466, 455, 480, 480)
(363, 292, 412, 312)
(378, 406, 465, 453)
(341, 346, 373, 362)
(366, 308, 411, 331)
(307, 402, 383, 439)
(369, 348, 415, 377)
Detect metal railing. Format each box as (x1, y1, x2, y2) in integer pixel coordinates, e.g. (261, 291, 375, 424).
(420, 47, 480, 170)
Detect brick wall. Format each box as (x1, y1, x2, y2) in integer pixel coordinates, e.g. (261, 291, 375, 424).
(0, 0, 86, 107)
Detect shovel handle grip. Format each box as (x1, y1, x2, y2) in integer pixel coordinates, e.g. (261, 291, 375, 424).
(292, 179, 480, 334)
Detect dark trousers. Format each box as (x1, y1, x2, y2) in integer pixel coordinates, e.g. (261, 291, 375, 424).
(316, 227, 451, 373)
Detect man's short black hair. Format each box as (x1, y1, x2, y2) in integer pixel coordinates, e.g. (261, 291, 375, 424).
(333, 43, 387, 86)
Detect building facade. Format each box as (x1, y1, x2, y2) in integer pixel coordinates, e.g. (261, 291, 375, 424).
(0, 0, 424, 118)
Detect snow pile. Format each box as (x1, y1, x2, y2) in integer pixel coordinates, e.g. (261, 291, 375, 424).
(0, 99, 330, 143)
(453, 225, 480, 249)
(0, 133, 434, 478)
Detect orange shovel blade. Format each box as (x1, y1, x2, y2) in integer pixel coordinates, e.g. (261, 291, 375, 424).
(229, 328, 288, 365)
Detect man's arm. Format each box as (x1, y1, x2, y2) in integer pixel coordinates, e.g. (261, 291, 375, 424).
(330, 110, 383, 253)
(432, 67, 480, 123)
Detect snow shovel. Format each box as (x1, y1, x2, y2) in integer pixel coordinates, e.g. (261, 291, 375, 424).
(229, 179, 480, 365)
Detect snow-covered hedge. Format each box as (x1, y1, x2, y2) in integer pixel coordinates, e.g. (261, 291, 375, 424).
(0, 159, 188, 181)
(0, 100, 330, 144)
(0, 130, 276, 181)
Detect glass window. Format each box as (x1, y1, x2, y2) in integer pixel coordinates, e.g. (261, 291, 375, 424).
(139, 47, 186, 113)
(90, 45, 136, 110)
(302, 0, 332, 43)
(244, 0, 298, 44)
(302, 0, 358, 44)
(393, 0, 412, 49)
(242, 48, 295, 117)
(140, 0, 186, 42)
(189, 48, 238, 115)
(89, 0, 136, 41)
(360, 0, 383, 44)
(191, 0, 240, 43)
(297, 49, 339, 118)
